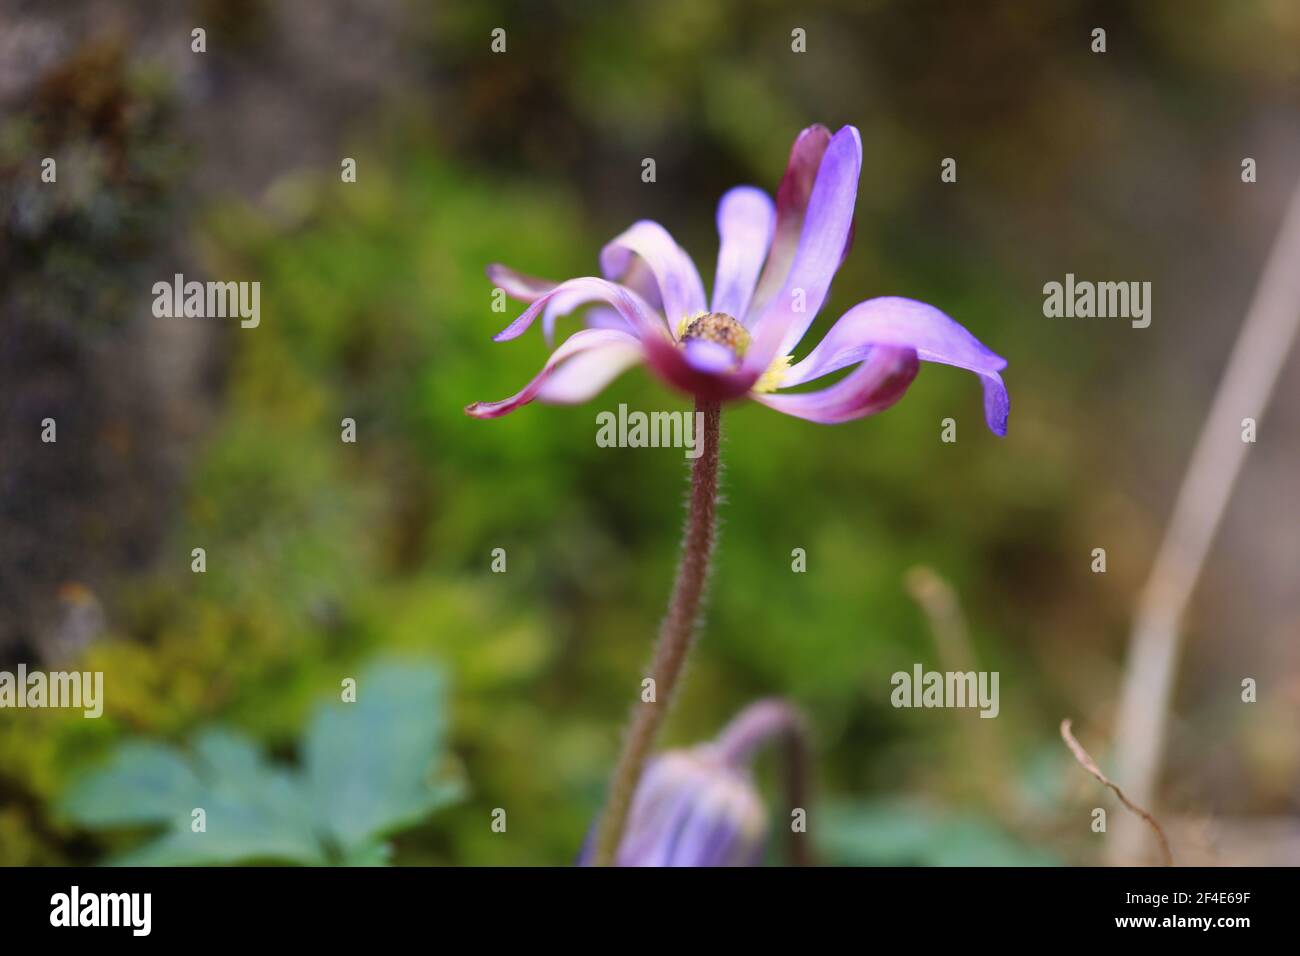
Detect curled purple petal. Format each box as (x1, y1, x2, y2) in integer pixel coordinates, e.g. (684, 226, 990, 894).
(753, 346, 919, 424)
(493, 276, 659, 342)
(979, 374, 1010, 438)
(784, 296, 1009, 435)
(711, 186, 775, 320)
(546, 287, 663, 345)
(485, 263, 557, 303)
(535, 341, 645, 404)
(600, 221, 707, 331)
(465, 328, 642, 418)
(747, 125, 832, 321)
(747, 125, 863, 370)
(485, 265, 654, 345)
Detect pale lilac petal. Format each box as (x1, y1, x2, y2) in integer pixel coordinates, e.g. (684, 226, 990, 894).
(613, 758, 692, 865)
(617, 255, 665, 311)
(783, 296, 1009, 435)
(486, 264, 657, 344)
(465, 329, 640, 418)
(659, 784, 760, 867)
(601, 752, 766, 867)
(486, 263, 556, 303)
(746, 126, 863, 368)
(634, 788, 704, 867)
(600, 221, 707, 331)
(747, 125, 834, 322)
(535, 340, 645, 404)
(585, 306, 633, 332)
(538, 286, 600, 344)
(549, 288, 666, 344)
(682, 338, 738, 374)
(711, 186, 775, 320)
(493, 277, 658, 342)
(753, 346, 919, 424)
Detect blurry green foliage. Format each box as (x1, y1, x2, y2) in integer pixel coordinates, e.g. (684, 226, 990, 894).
(818, 800, 1058, 866)
(58, 660, 461, 866)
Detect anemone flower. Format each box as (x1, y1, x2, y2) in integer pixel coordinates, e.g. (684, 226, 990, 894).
(467, 123, 1009, 866)
(578, 699, 810, 867)
(465, 124, 1008, 432)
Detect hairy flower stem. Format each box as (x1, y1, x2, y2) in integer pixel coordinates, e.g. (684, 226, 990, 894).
(592, 399, 722, 866)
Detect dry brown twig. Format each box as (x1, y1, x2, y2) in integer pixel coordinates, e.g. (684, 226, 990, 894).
(1110, 179, 1300, 862)
(1060, 718, 1173, 866)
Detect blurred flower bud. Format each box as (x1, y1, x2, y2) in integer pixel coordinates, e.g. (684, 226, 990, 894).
(605, 748, 767, 866)
(582, 698, 807, 866)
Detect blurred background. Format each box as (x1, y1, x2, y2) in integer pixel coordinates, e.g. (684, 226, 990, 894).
(1, 0, 1298, 866)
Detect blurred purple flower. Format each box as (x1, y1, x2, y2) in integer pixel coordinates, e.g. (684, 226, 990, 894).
(580, 699, 806, 867)
(466, 124, 1008, 433)
(583, 750, 767, 867)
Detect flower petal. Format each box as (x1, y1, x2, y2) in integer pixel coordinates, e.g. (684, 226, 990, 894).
(752, 346, 919, 424)
(711, 186, 775, 320)
(535, 340, 645, 404)
(600, 221, 707, 330)
(606, 752, 766, 867)
(783, 296, 1009, 435)
(660, 780, 764, 867)
(486, 263, 556, 303)
(539, 286, 613, 346)
(544, 253, 671, 343)
(747, 124, 832, 321)
(747, 126, 863, 369)
(493, 277, 658, 342)
(682, 338, 738, 374)
(485, 265, 662, 345)
(616, 255, 666, 311)
(465, 329, 641, 418)
(585, 306, 635, 333)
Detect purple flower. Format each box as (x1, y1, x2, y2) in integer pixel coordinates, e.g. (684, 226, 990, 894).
(582, 749, 768, 867)
(579, 699, 807, 867)
(466, 124, 1008, 434)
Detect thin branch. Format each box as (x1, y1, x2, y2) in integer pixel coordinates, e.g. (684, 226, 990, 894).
(1061, 719, 1172, 866)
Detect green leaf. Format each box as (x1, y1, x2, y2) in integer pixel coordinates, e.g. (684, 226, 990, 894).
(337, 839, 393, 867)
(59, 742, 203, 828)
(69, 729, 321, 867)
(817, 799, 1059, 867)
(305, 659, 462, 853)
(58, 658, 462, 866)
